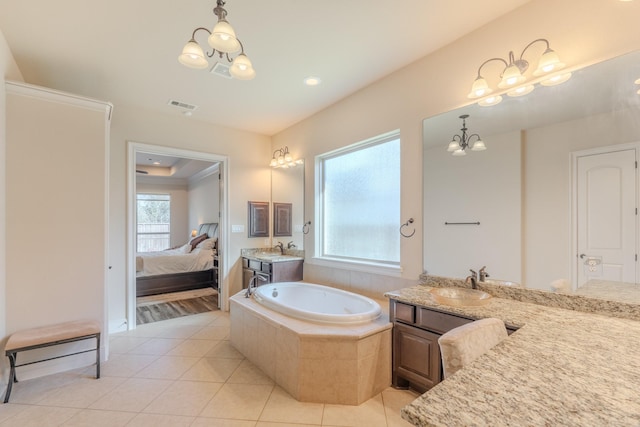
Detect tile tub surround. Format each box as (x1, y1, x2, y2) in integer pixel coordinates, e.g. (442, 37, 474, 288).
(230, 291, 392, 405)
(386, 286, 640, 426)
(422, 274, 640, 321)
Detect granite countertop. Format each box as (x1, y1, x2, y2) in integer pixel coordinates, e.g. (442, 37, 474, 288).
(386, 286, 640, 426)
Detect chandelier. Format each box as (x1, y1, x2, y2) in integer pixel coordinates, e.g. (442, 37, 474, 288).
(178, 0, 255, 80)
(446, 115, 486, 156)
(467, 38, 571, 106)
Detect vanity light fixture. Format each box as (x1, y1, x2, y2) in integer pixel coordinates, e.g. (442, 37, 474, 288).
(270, 146, 303, 168)
(468, 38, 570, 106)
(178, 0, 255, 80)
(447, 115, 486, 156)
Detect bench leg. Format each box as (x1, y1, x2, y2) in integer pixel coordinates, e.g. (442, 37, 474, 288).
(4, 352, 17, 403)
(95, 333, 101, 379)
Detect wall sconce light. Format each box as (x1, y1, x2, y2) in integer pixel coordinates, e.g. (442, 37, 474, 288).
(178, 0, 255, 80)
(446, 115, 486, 156)
(468, 38, 571, 106)
(191, 229, 198, 237)
(270, 146, 303, 168)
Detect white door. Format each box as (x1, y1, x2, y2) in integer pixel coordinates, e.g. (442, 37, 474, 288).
(576, 149, 637, 287)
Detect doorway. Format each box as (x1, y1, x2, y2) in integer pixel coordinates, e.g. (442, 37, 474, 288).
(573, 144, 639, 289)
(127, 142, 229, 329)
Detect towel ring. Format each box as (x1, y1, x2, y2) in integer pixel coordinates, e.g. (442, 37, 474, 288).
(302, 221, 311, 235)
(400, 218, 415, 238)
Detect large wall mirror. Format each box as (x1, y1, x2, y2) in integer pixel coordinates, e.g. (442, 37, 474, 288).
(423, 49, 640, 304)
(271, 161, 305, 249)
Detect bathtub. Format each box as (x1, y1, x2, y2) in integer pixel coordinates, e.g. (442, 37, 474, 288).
(230, 282, 391, 405)
(252, 282, 381, 325)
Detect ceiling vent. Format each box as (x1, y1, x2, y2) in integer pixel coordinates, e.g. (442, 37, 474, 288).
(210, 62, 233, 79)
(167, 99, 198, 111)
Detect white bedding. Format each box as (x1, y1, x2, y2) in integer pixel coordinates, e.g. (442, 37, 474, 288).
(136, 244, 214, 277)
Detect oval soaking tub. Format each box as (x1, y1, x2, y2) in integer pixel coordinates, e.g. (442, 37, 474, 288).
(252, 282, 381, 324)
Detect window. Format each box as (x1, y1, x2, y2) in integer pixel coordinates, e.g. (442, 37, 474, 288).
(137, 193, 171, 252)
(317, 131, 401, 265)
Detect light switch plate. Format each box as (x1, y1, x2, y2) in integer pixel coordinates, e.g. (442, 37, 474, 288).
(231, 224, 245, 233)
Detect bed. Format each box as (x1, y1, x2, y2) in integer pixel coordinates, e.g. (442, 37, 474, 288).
(136, 222, 219, 297)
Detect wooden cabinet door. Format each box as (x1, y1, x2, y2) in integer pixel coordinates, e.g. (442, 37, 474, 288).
(393, 323, 442, 392)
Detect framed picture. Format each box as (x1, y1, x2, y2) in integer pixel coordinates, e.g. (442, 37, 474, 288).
(248, 201, 269, 237)
(273, 202, 292, 237)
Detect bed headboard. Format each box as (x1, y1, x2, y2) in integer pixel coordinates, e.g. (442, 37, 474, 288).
(197, 223, 219, 240)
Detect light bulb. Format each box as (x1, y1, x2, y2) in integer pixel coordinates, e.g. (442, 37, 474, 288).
(468, 76, 492, 99)
(178, 40, 208, 69)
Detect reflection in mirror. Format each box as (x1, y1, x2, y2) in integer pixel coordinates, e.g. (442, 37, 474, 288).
(423, 50, 640, 305)
(271, 161, 305, 249)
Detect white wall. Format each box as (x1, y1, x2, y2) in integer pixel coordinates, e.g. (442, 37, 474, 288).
(424, 130, 521, 282)
(136, 181, 189, 248)
(273, 0, 640, 297)
(524, 108, 640, 290)
(5, 83, 110, 379)
(188, 171, 220, 235)
(108, 104, 271, 328)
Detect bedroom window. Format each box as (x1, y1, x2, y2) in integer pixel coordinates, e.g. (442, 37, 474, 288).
(137, 193, 171, 252)
(316, 130, 400, 266)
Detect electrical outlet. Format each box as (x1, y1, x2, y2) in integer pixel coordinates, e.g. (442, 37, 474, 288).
(264, 238, 270, 245)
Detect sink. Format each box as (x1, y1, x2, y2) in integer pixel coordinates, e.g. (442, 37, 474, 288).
(429, 287, 492, 307)
(254, 253, 300, 262)
(484, 279, 523, 288)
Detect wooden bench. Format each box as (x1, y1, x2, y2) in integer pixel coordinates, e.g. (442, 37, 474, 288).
(3, 320, 101, 403)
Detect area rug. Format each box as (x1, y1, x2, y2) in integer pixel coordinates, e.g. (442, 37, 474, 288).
(136, 293, 219, 325)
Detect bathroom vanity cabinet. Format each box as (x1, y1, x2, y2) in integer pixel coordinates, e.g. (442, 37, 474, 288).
(242, 256, 303, 288)
(390, 299, 517, 393)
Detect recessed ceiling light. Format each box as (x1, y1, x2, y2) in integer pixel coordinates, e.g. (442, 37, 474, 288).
(304, 76, 321, 86)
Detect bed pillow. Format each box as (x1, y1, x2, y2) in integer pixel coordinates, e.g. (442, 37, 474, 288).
(189, 234, 208, 251)
(196, 237, 217, 251)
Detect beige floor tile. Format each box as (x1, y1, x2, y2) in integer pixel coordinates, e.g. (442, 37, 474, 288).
(150, 324, 204, 339)
(209, 315, 231, 329)
(206, 340, 245, 359)
(192, 418, 257, 427)
(0, 405, 79, 427)
(61, 408, 135, 426)
(191, 326, 231, 341)
(134, 355, 200, 380)
(143, 380, 222, 416)
(180, 357, 243, 382)
(109, 336, 150, 353)
(322, 394, 387, 427)
(259, 386, 324, 425)
(36, 375, 125, 408)
(0, 403, 27, 422)
(127, 412, 195, 426)
(127, 337, 184, 355)
(5, 371, 83, 404)
(382, 388, 419, 427)
(100, 354, 159, 377)
(227, 360, 274, 385)
(89, 377, 172, 412)
(166, 339, 218, 357)
(199, 383, 274, 420)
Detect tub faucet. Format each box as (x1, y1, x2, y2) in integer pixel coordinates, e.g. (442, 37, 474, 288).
(245, 274, 268, 298)
(479, 266, 489, 282)
(465, 269, 478, 289)
(274, 241, 284, 254)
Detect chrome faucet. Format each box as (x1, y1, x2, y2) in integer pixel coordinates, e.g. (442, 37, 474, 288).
(274, 241, 284, 254)
(287, 241, 296, 249)
(479, 266, 489, 282)
(245, 274, 268, 298)
(465, 269, 478, 289)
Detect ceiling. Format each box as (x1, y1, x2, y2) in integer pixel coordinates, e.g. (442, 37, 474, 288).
(0, 0, 531, 136)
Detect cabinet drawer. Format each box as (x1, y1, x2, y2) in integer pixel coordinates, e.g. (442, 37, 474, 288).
(394, 302, 416, 324)
(417, 308, 473, 334)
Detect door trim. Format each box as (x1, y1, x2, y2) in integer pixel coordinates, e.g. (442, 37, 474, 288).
(571, 142, 640, 288)
(127, 141, 230, 329)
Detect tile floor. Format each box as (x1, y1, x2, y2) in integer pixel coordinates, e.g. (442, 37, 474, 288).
(0, 310, 419, 426)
